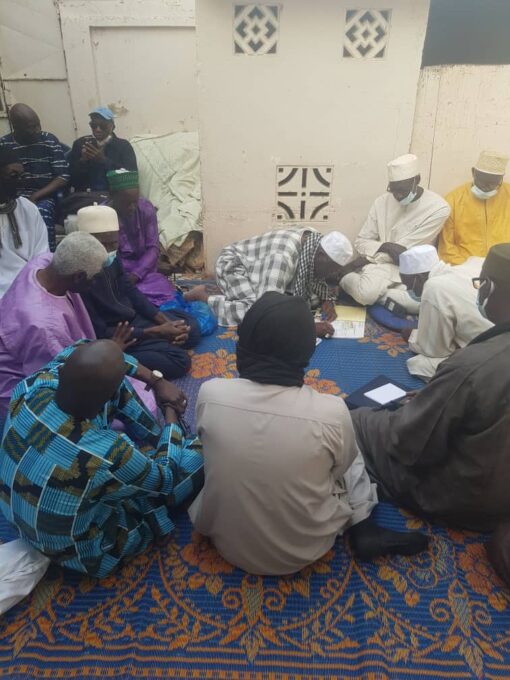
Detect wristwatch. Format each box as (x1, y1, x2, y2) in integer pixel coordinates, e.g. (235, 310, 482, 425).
(144, 369, 164, 391)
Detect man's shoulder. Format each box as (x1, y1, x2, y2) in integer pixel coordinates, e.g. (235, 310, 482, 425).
(420, 189, 450, 212)
(16, 195, 41, 216)
(0, 133, 14, 146)
(40, 132, 63, 146)
(445, 182, 471, 203)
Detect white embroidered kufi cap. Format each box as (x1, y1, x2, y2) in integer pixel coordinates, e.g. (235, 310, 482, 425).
(399, 244, 439, 275)
(320, 231, 353, 266)
(77, 204, 119, 234)
(387, 154, 420, 182)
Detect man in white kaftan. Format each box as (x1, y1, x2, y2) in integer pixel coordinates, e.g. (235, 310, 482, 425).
(340, 154, 450, 311)
(0, 147, 48, 297)
(398, 246, 493, 380)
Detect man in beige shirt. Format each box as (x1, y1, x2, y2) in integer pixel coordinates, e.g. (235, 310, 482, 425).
(189, 292, 428, 575)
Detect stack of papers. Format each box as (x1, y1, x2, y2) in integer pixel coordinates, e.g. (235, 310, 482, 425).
(331, 305, 366, 339)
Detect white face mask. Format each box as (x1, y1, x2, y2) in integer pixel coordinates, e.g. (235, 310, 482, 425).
(397, 178, 418, 206)
(471, 184, 498, 201)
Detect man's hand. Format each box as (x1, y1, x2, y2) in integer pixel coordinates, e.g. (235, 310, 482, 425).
(126, 273, 139, 286)
(377, 242, 407, 264)
(315, 321, 335, 338)
(156, 320, 190, 344)
(153, 379, 188, 414)
(401, 327, 413, 342)
(184, 284, 209, 303)
(321, 300, 337, 322)
(111, 321, 137, 351)
(82, 142, 105, 163)
(344, 256, 370, 276)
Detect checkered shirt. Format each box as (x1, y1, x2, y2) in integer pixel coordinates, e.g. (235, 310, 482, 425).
(209, 228, 330, 326)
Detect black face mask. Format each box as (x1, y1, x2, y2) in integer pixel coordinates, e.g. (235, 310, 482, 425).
(0, 178, 19, 203)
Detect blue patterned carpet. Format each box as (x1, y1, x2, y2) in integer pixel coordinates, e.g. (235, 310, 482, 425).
(1, 321, 509, 679)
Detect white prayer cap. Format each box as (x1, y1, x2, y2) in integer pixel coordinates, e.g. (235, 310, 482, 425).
(387, 154, 420, 182)
(399, 245, 439, 275)
(320, 231, 353, 266)
(77, 204, 119, 234)
(474, 150, 509, 176)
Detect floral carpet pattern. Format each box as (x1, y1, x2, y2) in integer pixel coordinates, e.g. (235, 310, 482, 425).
(1, 321, 509, 679)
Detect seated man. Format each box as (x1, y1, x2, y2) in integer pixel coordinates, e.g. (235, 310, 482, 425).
(340, 154, 450, 310)
(69, 107, 137, 193)
(439, 150, 510, 265)
(0, 340, 203, 578)
(0, 104, 69, 251)
(352, 244, 510, 532)
(186, 229, 353, 335)
(0, 147, 48, 297)
(107, 168, 177, 306)
(78, 205, 200, 380)
(0, 231, 106, 415)
(399, 245, 492, 380)
(189, 292, 428, 575)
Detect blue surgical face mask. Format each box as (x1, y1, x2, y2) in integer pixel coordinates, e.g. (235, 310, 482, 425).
(408, 289, 421, 303)
(400, 189, 418, 206)
(471, 184, 498, 201)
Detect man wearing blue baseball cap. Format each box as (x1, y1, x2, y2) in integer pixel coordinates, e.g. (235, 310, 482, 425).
(69, 106, 137, 192)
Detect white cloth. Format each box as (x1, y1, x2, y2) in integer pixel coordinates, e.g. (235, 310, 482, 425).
(407, 257, 493, 380)
(130, 132, 201, 248)
(0, 539, 50, 615)
(0, 197, 48, 298)
(341, 189, 450, 306)
(188, 378, 377, 575)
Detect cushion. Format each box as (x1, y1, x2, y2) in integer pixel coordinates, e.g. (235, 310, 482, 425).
(368, 304, 418, 332)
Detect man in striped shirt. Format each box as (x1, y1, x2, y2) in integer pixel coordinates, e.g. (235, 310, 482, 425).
(0, 104, 70, 250)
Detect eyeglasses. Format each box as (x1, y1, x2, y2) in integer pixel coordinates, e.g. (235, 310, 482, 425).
(472, 277, 488, 290)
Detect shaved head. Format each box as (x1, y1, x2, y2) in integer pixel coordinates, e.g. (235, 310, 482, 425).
(9, 103, 41, 144)
(56, 341, 126, 419)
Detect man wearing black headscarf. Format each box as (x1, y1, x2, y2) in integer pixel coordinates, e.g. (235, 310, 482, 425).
(0, 147, 48, 297)
(188, 292, 428, 575)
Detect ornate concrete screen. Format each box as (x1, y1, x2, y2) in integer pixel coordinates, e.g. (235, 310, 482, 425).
(233, 5, 280, 55)
(276, 166, 333, 222)
(343, 9, 392, 59)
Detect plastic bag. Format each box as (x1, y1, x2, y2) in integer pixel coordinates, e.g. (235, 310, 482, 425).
(0, 539, 50, 615)
(161, 293, 217, 337)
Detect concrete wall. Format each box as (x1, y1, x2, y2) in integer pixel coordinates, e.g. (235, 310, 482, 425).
(196, 0, 431, 269)
(411, 65, 510, 195)
(0, 0, 75, 142)
(0, 0, 198, 145)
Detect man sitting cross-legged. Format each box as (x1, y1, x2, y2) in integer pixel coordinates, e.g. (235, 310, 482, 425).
(78, 204, 200, 380)
(398, 245, 492, 380)
(340, 154, 450, 311)
(353, 243, 510, 532)
(0, 340, 203, 578)
(189, 292, 428, 575)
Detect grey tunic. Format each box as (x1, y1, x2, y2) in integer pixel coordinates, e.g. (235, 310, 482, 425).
(352, 325, 510, 531)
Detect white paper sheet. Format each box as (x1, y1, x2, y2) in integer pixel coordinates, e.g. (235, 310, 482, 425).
(364, 383, 407, 405)
(331, 319, 365, 339)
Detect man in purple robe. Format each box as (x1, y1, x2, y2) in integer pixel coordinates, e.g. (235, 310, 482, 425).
(0, 232, 106, 415)
(107, 169, 177, 307)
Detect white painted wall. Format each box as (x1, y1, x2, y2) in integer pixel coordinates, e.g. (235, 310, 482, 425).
(0, 0, 198, 144)
(411, 65, 510, 195)
(0, 0, 75, 142)
(59, 0, 197, 139)
(196, 0, 431, 269)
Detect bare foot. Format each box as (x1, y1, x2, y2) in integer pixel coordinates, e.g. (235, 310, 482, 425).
(184, 284, 209, 303)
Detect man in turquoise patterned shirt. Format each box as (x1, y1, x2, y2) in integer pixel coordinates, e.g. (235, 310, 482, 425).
(0, 340, 203, 578)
